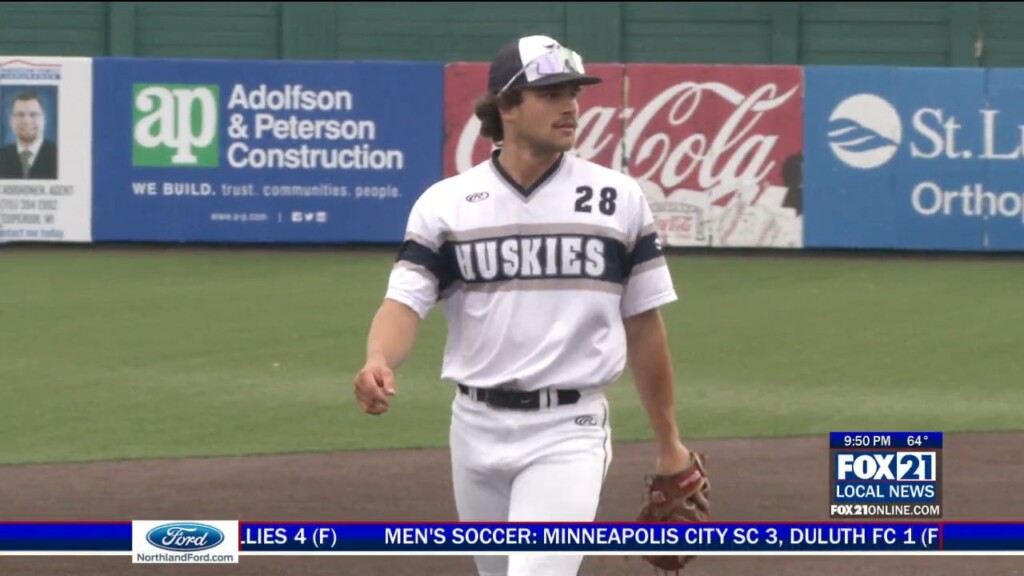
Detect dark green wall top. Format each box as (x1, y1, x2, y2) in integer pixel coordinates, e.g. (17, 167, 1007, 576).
(0, 2, 1019, 67)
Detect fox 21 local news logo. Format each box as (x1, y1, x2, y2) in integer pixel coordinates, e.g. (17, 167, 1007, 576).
(132, 84, 220, 168)
(830, 449, 942, 519)
(836, 452, 937, 481)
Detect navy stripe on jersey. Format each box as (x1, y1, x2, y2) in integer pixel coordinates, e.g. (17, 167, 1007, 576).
(438, 234, 630, 286)
(395, 240, 454, 286)
(625, 232, 664, 276)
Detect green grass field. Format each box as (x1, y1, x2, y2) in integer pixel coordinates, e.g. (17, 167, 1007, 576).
(1, 247, 1022, 465)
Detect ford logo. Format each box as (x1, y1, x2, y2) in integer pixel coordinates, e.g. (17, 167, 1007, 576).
(146, 523, 224, 552)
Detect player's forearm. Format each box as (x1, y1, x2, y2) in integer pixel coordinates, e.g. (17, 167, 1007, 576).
(625, 309, 683, 453)
(365, 298, 421, 369)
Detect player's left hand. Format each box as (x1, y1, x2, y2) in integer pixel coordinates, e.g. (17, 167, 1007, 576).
(637, 448, 711, 573)
(655, 439, 693, 475)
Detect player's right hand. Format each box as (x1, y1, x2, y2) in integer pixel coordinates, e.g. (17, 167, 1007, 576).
(353, 362, 397, 415)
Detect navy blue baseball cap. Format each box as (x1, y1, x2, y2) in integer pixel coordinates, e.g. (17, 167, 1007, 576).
(488, 35, 603, 96)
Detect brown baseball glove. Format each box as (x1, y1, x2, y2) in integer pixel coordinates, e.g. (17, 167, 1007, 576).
(636, 451, 711, 573)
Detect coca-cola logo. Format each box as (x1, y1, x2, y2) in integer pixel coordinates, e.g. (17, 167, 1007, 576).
(454, 81, 799, 205)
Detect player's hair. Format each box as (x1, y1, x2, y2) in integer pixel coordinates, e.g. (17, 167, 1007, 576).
(473, 90, 523, 144)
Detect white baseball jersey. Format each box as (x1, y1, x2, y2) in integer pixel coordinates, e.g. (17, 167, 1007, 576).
(385, 150, 677, 391)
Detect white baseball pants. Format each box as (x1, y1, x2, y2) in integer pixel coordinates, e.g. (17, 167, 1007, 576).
(449, 387, 613, 576)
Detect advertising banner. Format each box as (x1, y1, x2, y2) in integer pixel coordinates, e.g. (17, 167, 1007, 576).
(0, 56, 92, 243)
(983, 68, 1024, 251)
(91, 58, 443, 244)
(804, 66, 1024, 251)
(624, 64, 804, 248)
(444, 63, 803, 248)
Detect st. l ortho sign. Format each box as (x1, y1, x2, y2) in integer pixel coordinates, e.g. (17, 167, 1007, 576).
(805, 66, 1024, 252)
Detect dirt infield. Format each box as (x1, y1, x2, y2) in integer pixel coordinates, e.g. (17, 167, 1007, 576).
(1, 432, 1021, 575)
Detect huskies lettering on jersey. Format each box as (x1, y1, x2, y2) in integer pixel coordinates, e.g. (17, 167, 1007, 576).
(451, 236, 611, 282)
(395, 228, 663, 295)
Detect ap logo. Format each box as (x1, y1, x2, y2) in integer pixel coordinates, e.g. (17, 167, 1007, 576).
(133, 84, 219, 167)
(828, 93, 902, 169)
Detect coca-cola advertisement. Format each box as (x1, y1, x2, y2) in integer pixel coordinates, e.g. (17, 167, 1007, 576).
(444, 63, 804, 248)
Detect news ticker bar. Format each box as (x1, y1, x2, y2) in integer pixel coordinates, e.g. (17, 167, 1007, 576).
(0, 523, 1023, 554)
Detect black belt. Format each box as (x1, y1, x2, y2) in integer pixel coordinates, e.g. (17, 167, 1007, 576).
(457, 384, 581, 411)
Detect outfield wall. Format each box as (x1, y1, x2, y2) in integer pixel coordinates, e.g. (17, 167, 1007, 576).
(1, 56, 1023, 252)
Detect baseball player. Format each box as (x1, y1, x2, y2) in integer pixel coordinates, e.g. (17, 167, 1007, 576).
(353, 35, 701, 576)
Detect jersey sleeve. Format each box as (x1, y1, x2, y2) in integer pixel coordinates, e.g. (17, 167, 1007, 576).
(384, 192, 446, 319)
(620, 184, 678, 319)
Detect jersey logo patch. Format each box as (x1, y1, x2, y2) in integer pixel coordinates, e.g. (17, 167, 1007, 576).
(465, 192, 490, 203)
(574, 415, 598, 426)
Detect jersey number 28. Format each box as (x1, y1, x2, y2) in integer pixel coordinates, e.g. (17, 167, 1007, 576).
(575, 186, 617, 215)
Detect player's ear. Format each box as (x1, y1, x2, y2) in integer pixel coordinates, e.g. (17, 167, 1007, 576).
(474, 94, 508, 142)
(498, 103, 517, 125)
(497, 99, 520, 127)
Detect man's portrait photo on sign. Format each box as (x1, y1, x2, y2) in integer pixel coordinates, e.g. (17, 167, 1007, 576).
(0, 85, 59, 180)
